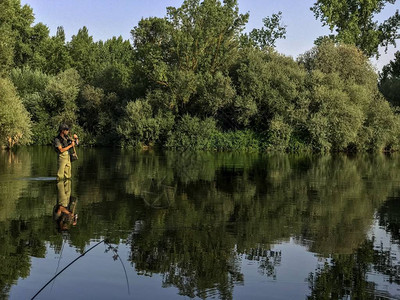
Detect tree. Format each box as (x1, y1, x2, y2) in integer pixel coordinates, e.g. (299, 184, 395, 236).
(379, 51, 400, 106)
(299, 42, 400, 151)
(0, 77, 32, 148)
(94, 36, 135, 99)
(0, 0, 34, 70)
(41, 26, 72, 74)
(0, 22, 14, 74)
(68, 26, 99, 83)
(249, 12, 287, 49)
(311, 0, 400, 57)
(44, 68, 81, 127)
(131, 0, 248, 115)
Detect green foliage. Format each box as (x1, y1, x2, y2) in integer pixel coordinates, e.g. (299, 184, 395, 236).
(0, 25, 14, 74)
(357, 96, 400, 151)
(132, 0, 248, 116)
(68, 26, 99, 83)
(44, 68, 81, 127)
(118, 100, 175, 147)
(1, 0, 399, 152)
(232, 47, 309, 145)
(249, 11, 287, 49)
(298, 42, 399, 152)
(311, 0, 400, 57)
(40, 26, 72, 74)
(78, 84, 104, 141)
(166, 115, 217, 150)
(211, 129, 262, 151)
(10, 67, 82, 144)
(379, 77, 400, 106)
(379, 51, 400, 106)
(0, 77, 32, 148)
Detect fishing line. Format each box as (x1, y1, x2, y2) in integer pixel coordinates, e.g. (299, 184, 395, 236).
(50, 237, 66, 292)
(105, 243, 131, 295)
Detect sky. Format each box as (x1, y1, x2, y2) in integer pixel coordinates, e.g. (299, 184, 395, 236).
(21, 0, 399, 71)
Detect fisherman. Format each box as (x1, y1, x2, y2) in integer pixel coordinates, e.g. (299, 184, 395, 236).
(54, 124, 79, 181)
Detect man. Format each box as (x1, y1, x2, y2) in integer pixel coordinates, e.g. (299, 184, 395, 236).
(54, 124, 78, 181)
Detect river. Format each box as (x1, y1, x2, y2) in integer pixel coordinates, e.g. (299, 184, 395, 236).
(1, 147, 400, 299)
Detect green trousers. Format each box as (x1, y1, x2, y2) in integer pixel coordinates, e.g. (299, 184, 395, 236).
(57, 151, 71, 181)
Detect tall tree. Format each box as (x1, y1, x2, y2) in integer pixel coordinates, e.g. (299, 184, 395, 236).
(249, 12, 287, 49)
(41, 26, 72, 74)
(0, 0, 35, 69)
(68, 26, 98, 82)
(131, 0, 248, 115)
(311, 0, 400, 57)
(379, 50, 400, 106)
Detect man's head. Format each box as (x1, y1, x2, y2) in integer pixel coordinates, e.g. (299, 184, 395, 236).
(59, 124, 69, 134)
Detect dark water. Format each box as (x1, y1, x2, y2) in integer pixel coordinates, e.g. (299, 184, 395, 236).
(1, 147, 400, 299)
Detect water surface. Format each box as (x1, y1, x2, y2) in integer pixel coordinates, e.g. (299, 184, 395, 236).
(1, 147, 400, 299)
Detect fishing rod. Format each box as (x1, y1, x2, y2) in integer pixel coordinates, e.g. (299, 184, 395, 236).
(31, 240, 105, 300)
(31, 239, 131, 299)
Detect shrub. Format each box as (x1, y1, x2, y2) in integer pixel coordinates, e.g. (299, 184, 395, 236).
(211, 130, 262, 151)
(166, 115, 216, 150)
(0, 78, 32, 148)
(118, 99, 175, 147)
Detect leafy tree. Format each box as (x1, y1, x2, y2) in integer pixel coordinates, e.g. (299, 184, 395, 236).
(300, 42, 400, 151)
(93, 36, 135, 99)
(0, 77, 32, 148)
(10, 67, 82, 144)
(78, 85, 104, 136)
(68, 26, 99, 83)
(0, 0, 32, 69)
(249, 12, 287, 49)
(44, 68, 81, 128)
(0, 24, 14, 74)
(379, 50, 400, 106)
(132, 0, 248, 116)
(41, 26, 72, 74)
(231, 47, 309, 148)
(0, 0, 35, 67)
(311, 0, 400, 57)
(26, 22, 50, 70)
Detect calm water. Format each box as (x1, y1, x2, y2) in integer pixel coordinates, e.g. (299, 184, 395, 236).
(1, 147, 400, 299)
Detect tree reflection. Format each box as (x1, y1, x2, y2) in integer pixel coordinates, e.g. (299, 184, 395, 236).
(308, 240, 376, 299)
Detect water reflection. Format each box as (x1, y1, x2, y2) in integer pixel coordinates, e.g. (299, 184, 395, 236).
(54, 181, 78, 232)
(1, 148, 400, 299)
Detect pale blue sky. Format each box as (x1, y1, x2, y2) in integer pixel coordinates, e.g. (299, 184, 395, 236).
(21, 0, 399, 70)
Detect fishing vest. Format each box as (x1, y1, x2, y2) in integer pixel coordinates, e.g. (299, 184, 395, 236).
(54, 134, 70, 154)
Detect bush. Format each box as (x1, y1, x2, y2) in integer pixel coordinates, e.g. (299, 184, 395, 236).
(118, 99, 175, 147)
(0, 78, 32, 148)
(166, 115, 217, 150)
(211, 130, 262, 151)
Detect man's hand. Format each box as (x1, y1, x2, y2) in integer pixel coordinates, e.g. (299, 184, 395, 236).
(71, 140, 75, 147)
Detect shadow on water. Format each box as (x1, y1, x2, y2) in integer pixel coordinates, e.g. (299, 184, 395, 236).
(1, 147, 400, 299)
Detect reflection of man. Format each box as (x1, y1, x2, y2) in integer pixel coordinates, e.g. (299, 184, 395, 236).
(54, 180, 78, 232)
(54, 124, 79, 181)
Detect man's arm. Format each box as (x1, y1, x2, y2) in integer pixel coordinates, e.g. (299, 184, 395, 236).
(57, 140, 75, 153)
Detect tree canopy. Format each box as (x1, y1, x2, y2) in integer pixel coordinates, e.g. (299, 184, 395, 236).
(311, 0, 400, 57)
